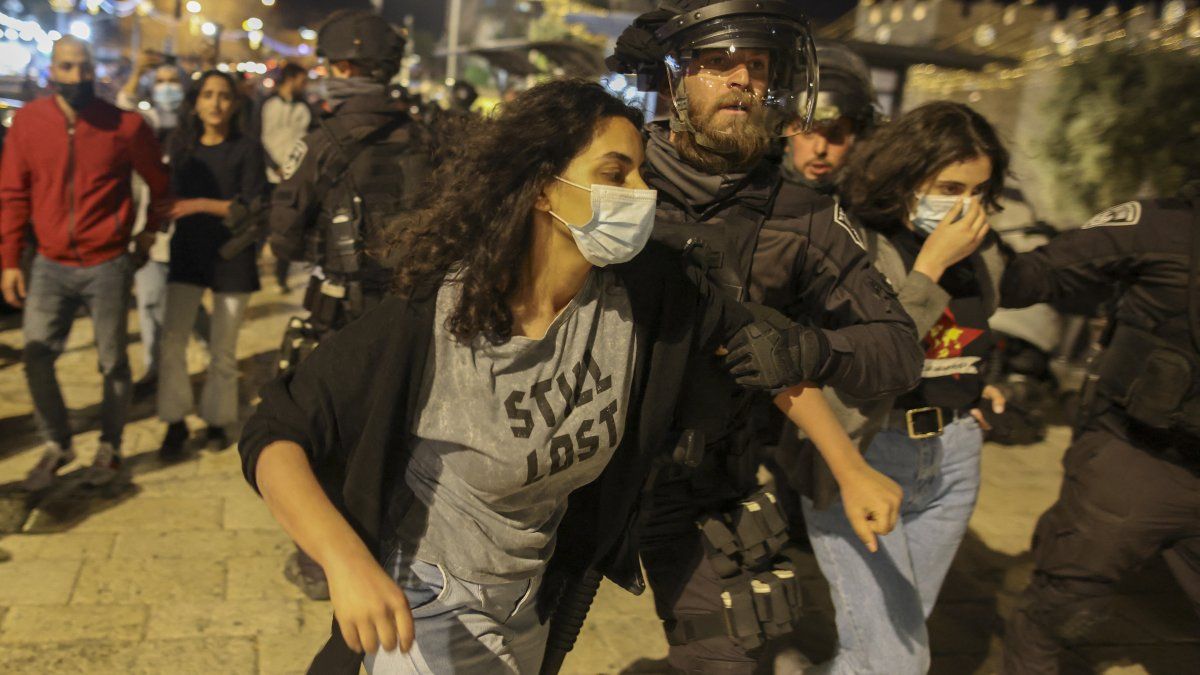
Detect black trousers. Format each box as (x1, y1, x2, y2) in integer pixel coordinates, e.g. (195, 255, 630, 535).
(639, 468, 762, 675)
(1003, 427, 1200, 674)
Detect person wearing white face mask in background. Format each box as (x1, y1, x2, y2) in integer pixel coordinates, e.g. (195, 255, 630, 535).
(238, 78, 889, 675)
(118, 51, 186, 141)
(788, 101, 1009, 674)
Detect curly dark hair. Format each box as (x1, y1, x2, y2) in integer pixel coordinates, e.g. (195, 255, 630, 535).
(166, 70, 245, 166)
(837, 101, 1009, 231)
(390, 78, 645, 345)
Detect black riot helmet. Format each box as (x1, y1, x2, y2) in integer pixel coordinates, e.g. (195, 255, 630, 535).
(317, 9, 406, 82)
(806, 41, 881, 134)
(607, 0, 819, 137)
(450, 80, 478, 112)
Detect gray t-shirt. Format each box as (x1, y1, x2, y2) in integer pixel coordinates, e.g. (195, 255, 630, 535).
(395, 272, 637, 583)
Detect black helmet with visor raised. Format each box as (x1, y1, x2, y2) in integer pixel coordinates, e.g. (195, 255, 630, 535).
(653, 0, 819, 137)
(805, 41, 880, 133)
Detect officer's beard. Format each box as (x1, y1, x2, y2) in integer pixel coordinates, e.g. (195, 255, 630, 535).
(674, 90, 771, 175)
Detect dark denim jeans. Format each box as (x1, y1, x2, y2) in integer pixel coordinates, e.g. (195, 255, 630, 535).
(23, 253, 134, 447)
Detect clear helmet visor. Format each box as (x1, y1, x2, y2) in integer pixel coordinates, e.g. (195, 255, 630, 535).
(661, 16, 818, 139)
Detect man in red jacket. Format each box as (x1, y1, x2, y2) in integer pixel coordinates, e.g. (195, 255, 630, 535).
(0, 36, 171, 490)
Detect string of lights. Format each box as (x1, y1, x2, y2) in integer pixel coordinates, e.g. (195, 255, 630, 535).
(1, 0, 311, 61)
(846, 1, 1200, 99)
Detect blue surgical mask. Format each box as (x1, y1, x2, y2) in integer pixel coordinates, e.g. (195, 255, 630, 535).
(152, 81, 184, 112)
(910, 194, 971, 236)
(548, 176, 658, 267)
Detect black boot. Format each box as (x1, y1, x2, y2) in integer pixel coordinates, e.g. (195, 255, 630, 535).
(205, 426, 229, 451)
(159, 421, 189, 460)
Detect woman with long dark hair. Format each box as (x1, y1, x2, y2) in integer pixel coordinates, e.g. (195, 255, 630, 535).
(157, 70, 267, 456)
(800, 101, 1010, 674)
(238, 79, 899, 674)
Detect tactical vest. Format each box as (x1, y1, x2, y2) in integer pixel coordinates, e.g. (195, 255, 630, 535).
(646, 177, 831, 653)
(1092, 199, 1200, 438)
(650, 177, 832, 490)
(650, 177, 832, 309)
(315, 113, 429, 288)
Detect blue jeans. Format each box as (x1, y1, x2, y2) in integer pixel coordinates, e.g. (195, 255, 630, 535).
(23, 254, 135, 447)
(802, 416, 983, 675)
(365, 558, 547, 674)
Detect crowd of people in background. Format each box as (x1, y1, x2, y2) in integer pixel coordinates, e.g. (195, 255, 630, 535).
(0, 35, 311, 486)
(1, 2, 1197, 675)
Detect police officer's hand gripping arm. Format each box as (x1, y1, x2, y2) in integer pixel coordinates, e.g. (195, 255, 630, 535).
(722, 304, 903, 551)
(790, 204, 925, 399)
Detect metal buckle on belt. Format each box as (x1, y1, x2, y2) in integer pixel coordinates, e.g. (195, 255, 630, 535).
(905, 407, 944, 439)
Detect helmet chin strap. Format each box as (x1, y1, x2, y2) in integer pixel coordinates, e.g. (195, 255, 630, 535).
(668, 72, 738, 153)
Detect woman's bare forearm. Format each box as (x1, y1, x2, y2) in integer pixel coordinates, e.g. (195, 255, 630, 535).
(773, 384, 868, 481)
(773, 384, 901, 551)
(204, 198, 232, 217)
(255, 441, 373, 569)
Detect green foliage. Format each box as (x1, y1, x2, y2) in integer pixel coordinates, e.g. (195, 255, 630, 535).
(1040, 47, 1200, 220)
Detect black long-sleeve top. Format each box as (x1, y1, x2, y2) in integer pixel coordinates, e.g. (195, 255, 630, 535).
(168, 135, 268, 293)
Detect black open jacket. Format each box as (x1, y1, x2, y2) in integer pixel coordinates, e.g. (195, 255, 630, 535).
(238, 242, 757, 673)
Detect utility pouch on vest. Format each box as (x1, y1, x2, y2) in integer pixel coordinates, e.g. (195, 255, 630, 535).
(749, 565, 803, 641)
(277, 316, 320, 374)
(303, 277, 343, 331)
(1094, 325, 1199, 432)
(664, 545, 805, 651)
(324, 204, 363, 276)
(697, 490, 790, 577)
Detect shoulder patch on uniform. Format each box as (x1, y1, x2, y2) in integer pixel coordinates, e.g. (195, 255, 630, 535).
(833, 201, 867, 250)
(1082, 201, 1142, 229)
(280, 140, 308, 181)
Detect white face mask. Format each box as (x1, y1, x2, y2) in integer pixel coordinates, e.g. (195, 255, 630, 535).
(152, 81, 185, 112)
(910, 193, 971, 236)
(548, 176, 658, 267)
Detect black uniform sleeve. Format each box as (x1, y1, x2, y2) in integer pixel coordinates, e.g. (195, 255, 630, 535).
(1000, 218, 1145, 310)
(790, 203, 923, 399)
(267, 133, 322, 262)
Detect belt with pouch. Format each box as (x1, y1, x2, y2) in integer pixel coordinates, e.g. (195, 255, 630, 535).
(885, 406, 971, 439)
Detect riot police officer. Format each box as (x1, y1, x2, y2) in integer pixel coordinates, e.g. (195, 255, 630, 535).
(781, 41, 880, 194)
(448, 80, 478, 115)
(600, 2, 923, 671)
(1001, 185, 1200, 674)
(269, 8, 428, 353)
(266, 8, 429, 600)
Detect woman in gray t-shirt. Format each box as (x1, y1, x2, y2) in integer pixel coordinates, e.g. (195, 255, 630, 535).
(244, 79, 902, 675)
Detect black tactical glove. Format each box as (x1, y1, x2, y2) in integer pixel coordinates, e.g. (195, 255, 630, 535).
(723, 306, 831, 391)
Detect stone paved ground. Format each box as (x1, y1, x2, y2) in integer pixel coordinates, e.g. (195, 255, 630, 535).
(0, 275, 1196, 674)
